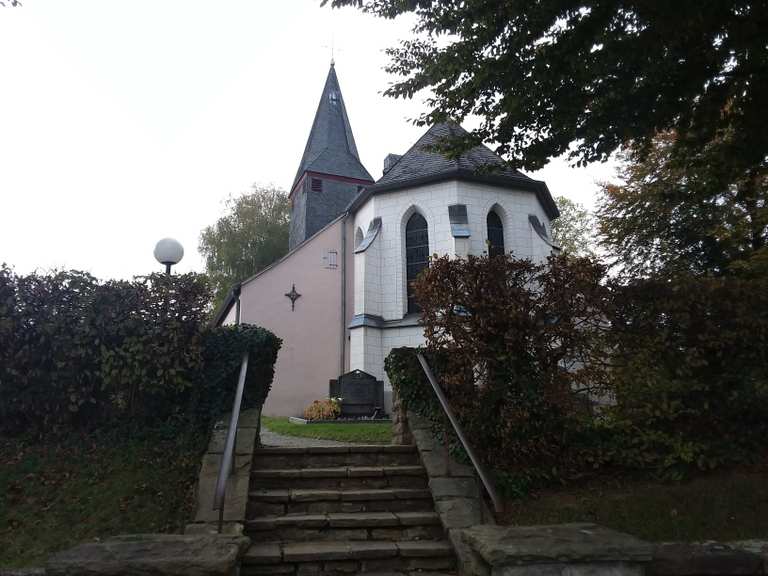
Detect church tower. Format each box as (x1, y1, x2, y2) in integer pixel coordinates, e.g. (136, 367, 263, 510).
(288, 63, 373, 249)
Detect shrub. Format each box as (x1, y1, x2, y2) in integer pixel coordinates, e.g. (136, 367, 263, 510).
(302, 398, 341, 421)
(200, 323, 282, 419)
(0, 265, 282, 437)
(388, 253, 612, 487)
(602, 272, 768, 477)
(387, 252, 768, 487)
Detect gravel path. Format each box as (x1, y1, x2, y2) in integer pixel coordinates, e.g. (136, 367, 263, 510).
(259, 427, 353, 447)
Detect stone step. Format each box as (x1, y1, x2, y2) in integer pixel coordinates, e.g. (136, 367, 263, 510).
(241, 540, 456, 575)
(253, 445, 419, 469)
(242, 571, 455, 576)
(247, 488, 434, 515)
(250, 466, 427, 490)
(245, 511, 443, 542)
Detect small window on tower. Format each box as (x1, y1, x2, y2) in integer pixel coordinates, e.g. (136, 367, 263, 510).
(311, 178, 323, 192)
(329, 91, 339, 106)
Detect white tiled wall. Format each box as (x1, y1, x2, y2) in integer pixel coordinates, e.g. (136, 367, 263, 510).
(350, 179, 556, 388)
(349, 324, 426, 387)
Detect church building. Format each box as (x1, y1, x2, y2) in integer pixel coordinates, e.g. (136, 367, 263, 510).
(214, 63, 560, 417)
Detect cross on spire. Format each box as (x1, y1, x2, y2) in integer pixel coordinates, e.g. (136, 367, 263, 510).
(323, 33, 343, 68)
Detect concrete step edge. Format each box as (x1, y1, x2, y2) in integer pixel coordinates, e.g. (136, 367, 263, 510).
(250, 466, 426, 479)
(248, 488, 433, 502)
(254, 445, 417, 455)
(245, 511, 441, 530)
(242, 540, 455, 564)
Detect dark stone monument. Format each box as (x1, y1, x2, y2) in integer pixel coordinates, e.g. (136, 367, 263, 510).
(329, 370, 386, 418)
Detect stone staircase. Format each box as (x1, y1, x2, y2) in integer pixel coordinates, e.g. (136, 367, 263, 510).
(241, 445, 457, 576)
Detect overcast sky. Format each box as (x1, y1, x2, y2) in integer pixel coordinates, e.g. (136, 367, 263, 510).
(0, 0, 617, 279)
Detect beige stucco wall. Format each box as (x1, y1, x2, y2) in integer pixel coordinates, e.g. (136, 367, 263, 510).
(239, 218, 346, 417)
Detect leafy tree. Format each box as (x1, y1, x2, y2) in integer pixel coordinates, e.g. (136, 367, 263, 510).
(552, 196, 597, 258)
(325, 0, 768, 181)
(199, 185, 290, 309)
(604, 270, 768, 476)
(597, 132, 768, 276)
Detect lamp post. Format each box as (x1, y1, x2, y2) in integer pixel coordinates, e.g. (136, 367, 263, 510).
(153, 238, 184, 275)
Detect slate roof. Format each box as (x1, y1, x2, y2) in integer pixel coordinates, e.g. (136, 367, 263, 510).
(376, 122, 526, 186)
(291, 64, 373, 191)
(351, 122, 559, 219)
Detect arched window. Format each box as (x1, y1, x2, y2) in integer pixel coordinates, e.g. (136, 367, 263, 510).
(355, 227, 364, 248)
(487, 210, 505, 258)
(405, 212, 429, 314)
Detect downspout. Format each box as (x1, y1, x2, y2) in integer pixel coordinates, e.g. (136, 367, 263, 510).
(233, 283, 242, 325)
(339, 213, 348, 378)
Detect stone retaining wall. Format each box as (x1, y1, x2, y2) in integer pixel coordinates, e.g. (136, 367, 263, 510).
(385, 391, 768, 576)
(461, 524, 768, 576)
(186, 408, 262, 535)
(391, 391, 412, 445)
(44, 534, 250, 576)
(405, 411, 494, 576)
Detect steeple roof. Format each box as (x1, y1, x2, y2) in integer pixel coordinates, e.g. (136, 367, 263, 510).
(291, 64, 373, 191)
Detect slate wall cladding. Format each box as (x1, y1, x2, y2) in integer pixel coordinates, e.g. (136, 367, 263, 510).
(290, 176, 363, 249)
(288, 180, 308, 250)
(306, 177, 361, 241)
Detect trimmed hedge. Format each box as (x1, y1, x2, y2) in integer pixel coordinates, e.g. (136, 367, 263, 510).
(0, 265, 281, 437)
(199, 323, 281, 418)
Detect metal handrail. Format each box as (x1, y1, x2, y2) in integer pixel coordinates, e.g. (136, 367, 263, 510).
(416, 352, 502, 514)
(213, 351, 250, 533)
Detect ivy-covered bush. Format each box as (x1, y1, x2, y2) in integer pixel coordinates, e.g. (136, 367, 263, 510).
(0, 265, 281, 437)
(199, 323, 282, 419)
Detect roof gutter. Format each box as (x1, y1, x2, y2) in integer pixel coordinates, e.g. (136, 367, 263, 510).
(339, 213, 348, 378)
(348, 168, 560, 220)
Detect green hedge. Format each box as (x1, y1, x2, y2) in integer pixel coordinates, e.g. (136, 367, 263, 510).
(389, 254, 609, 491)
(198, 323, 281, 418)
(0, 266, 281, 437)
(387, 254, 768, 492)
(385, 347, 444, 435)
(601, 272, 768, 477)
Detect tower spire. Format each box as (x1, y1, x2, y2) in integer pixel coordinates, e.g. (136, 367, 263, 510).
(288, 63, 373, 249)
(290, 63, 372, 193)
